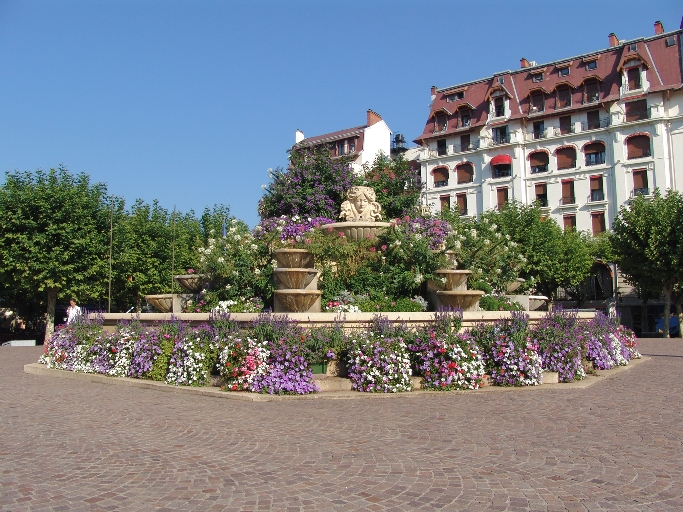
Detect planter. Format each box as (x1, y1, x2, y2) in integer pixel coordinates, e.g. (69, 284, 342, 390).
(326, 359, 347, 377)
(145, 294, 173, 313)
(173, 274, 207, 293)
(310, 362, 328, 374)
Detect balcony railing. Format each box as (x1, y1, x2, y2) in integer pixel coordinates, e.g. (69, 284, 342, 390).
(536, 197, 549, 207)
(582, 117, 610, 131)
(532, 129, 546, 140)
(561, 195, 576, 205)
(585, 152, 606, 166)
(589, 189, 605, 202)
(558, 124, 576, 135)
(624, 108, 651, 122)
(531, 165, 549, 174)
(631, 187, 650, 197)
(434, 180, 449, 188)
(492, 169, 512, 179)
(491, 134, 511, 145)
(494, 107, 505, 117)
(585, 92, 600, 104)
(437, 146, 448, 156)
(432, 124, 448, 134)
(453, 140, 480, 153)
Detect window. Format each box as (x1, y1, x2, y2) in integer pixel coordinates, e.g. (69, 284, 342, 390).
(563, 215, 577, 231)
(586, 110, 601, 130)
(498, 76, 505, 84)
(446, 91, 464, 102)
(556, 147, 577, 170)
(337, 139, 354, 155)
(585, 142, 606, 166)
(493, 97, 505, 117)
(591, 212, 606, 236)
(625, 99, 648, 122)
(559, 115, 572, 135)
(433, 167, 448, 187)
(460, 111, 471, 128)
(456, 162, 474, 183)
(492, 163, 511, 178)
(440, 195, 451, 212)
(535, 182, 548, 207)
(626, 135, 651, 159)
(559, 67, 570, 77)
(590, 175, 604, 202)
(626, 67, 642, 91)
(493, 126, 509, 144)
(666, 36, 676, 47)
(584, 79, 600, 103)
(496, 187, 509, 210)
(556, 86, 572, 109)
(434, 113, 448, 133)
(437, 138, 447, 156)
(561, 180, 575, 205)
(532, 73, 544, 83)
(633, 169, 649, 196)
(459, 134, 471, 152)
(585, 60, 598, 71)
(456, 193, 467, 216)
(628, 43, 637, 52)
(530, 92, 545, 113)
(532, 121, 545, 139)
(530, 152, 549, 174)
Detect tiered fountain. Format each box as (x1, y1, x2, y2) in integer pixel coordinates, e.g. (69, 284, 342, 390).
(320, 186, 390, 241)
(145, 274, 207, 313)
(272, 249, 322, 313)
(427, 251, 485, 312)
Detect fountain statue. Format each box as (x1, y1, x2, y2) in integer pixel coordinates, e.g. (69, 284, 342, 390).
(321, 186, 391, 241)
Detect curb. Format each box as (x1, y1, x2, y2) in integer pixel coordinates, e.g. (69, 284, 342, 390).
(23, 356, 649, 402)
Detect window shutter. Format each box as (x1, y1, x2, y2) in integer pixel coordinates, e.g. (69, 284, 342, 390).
(625, 99, 647, 122)
(460, 133, 470, 149)
(535, 183, 546, 196)
(564, 215, 576, 231)
(592, 212, 605, 235)
(562, 180, 574, 201)
(497, 187, 508, 208)
(432, 167, 448, 182)
(584, 142, 604, 154)
(627, 135, 650, 159)
(456, 163, 474, 183)
(440, 195, 450, 211)
(529, 152, 549, 167)
(456, 193, 467, 213)
(556, 147, 577, 169)
(627, 67, 641, 89)
(633, 170, 648, 189)
(590, 176, 603, 190)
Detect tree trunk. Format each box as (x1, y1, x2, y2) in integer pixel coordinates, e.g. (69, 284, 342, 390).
(641, 298, 648, 334)
(45, 287, 58, 341)
(663, 286, 672, 339)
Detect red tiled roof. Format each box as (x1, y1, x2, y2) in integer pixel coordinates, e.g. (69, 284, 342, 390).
(414, 30, 683, 144)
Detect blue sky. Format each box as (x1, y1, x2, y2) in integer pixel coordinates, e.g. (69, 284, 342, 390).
(1, 0, 681, 227)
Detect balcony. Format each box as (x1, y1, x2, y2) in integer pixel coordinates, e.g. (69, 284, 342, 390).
(582, 117, 610, 131)
(491, 134, 511, 146)
(585, 153, 606, 166)
(434, 180, 449, 188)
(624, 108, 651, 123)
(561, 195, 576, 206)
(492, 168, 512, 179)
(437, 146, 448, 156)
(589, 189, 605, 202)
(453, 140, 480, 153)
(631, 187, 650, 197)
(531, 165, 548, 174)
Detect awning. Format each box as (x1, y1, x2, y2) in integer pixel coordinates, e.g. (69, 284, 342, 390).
(490, 154, 512, 166)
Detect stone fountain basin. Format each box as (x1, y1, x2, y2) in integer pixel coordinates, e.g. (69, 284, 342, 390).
(273, 268, 319, 289)
(320, 221, 391, 242)
(173, 274, 207, 293)
(506, 278, 526, 293)
(145, 294, 174, 313)
(273, 248, 314, 269)
(436, 290, 485, 312)
(433, 269, 472, 291)
(274, 290, 322, 313)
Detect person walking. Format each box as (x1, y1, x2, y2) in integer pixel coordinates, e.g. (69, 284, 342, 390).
(66, 298, 82, 324)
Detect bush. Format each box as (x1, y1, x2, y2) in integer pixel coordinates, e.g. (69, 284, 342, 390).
(533, 308, 586, 382)
(347, 331, 412, 393)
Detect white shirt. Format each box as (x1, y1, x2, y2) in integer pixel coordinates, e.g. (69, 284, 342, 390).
(67, 305, 82, 324)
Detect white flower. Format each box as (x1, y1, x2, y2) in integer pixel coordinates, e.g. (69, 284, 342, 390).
(250, 244, 258, 251)
(217, 257, 225, 263)
(254, 268, 261, 275)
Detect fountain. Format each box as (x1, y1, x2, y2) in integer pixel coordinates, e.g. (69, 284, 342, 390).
(427, 252, 484, 312)
(272, 249, 322, 313)
(320, 186, 391, 241)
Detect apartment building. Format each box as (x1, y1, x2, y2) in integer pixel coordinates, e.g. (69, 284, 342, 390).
(292, 110, 391, 174)
(415, 20, 683, 239)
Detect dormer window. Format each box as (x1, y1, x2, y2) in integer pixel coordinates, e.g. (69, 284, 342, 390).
(584, 79, 600, 103)
(666, 36, 676, 47)
(586, 60, 598, 71)
(556, 85, 572, 109)
(336, 139, 355, 156)
(530, 92, 545, 113)
(433, 112, 448, 133)
(497, 76, 505, 84)
(446, 91, 465, 102)
(493, 97, 505, 117)
(626, 67, 642, 91)
(460, 111, 471, 128)
(628, 43, 637, 52)
(559, 67, 570, 77)
(531, 73, 544, 83)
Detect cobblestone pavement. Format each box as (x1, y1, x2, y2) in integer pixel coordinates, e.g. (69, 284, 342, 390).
(0, 340, 681, 511)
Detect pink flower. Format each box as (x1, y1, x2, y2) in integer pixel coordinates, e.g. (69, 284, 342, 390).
(187, 268, 195, 274)
(381, 245, 387, 251)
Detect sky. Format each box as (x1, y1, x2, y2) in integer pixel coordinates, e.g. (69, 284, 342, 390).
(1, 0, 682, 227)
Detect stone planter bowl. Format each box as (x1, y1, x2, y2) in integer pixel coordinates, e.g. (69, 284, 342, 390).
(319, 221, 391, 242)
(173, 274, 207, 293)
(273, 248, 314, 269)
(273, 290, 322, 312)
(273, 268, 319, 289)
(145, 294, 174, 313)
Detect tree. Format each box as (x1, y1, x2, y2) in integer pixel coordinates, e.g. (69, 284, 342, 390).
(257, 146, 360, 220)
(610, 189, 683, 337)
(360, 154, 423, 219)
(0, 167, 110, 338)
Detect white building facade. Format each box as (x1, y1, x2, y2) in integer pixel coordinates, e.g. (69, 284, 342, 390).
(415, 22, 683, 238)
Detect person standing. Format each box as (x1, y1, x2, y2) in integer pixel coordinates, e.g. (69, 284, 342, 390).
(66, 298, 82, 324)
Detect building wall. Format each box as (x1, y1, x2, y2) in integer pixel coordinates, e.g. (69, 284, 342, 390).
(358, 120, 392, 171)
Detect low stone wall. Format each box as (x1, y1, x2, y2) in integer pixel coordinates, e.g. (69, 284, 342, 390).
(98, 310, 597, 333)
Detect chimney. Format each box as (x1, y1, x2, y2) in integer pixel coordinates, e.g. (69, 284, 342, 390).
(367, 109, 382, 126)
(654, 20, 664, 34)
(608, 33, 619, 47)
(520, 57, 530, 68)
(295, 129, 305, 144)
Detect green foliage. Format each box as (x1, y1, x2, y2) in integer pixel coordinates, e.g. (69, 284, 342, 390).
(359, 154, 423, 219)
(147, 321, 180, 381)
(0, 166, 111, 335)
(478, 294, 524, 311)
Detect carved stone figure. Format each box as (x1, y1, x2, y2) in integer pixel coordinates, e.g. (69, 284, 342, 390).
(339, 186, 382, 222)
